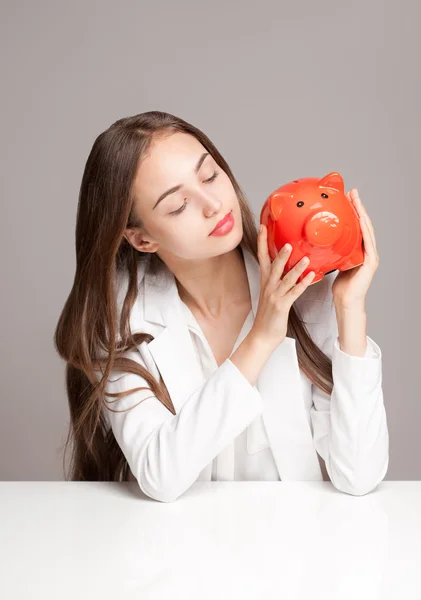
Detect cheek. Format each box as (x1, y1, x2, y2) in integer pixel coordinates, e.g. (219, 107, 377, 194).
(220, 174, 236, 194)
(162, 219, 201, 251)
(225, 183, 241, 210)
(165, 219, 214, 258)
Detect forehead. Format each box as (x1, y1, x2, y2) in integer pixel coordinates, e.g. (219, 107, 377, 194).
(134, 133, 207, 194)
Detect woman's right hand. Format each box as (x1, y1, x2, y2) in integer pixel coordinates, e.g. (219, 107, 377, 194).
(251, 223, 316, 349)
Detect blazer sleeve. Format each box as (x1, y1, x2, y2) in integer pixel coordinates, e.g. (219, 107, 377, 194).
(309, 299, 390, 496)
(94, 351, 264, 503)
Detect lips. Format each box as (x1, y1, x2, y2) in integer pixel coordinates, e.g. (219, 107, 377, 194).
(210, 211, 232, 234)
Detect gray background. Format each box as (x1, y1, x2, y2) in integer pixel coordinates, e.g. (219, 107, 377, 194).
(1, 0, 419, 480)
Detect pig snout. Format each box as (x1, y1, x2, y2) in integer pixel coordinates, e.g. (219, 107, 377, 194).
(303, 211, 343, 247)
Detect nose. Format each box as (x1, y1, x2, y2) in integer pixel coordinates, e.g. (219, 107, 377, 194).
(203, 195, 222, 215)
(304, 211, 343, 247)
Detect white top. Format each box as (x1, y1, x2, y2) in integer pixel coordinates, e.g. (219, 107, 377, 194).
(179, 297, 379, 483)
(179, 300, 281, 481)
(101, 248, 387, 500)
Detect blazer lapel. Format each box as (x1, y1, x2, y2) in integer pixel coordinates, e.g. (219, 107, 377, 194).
(141, 259, 207, 414)
(136, 247, 323, 481)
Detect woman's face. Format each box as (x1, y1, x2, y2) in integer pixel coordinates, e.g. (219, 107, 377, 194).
(126, 132, 243, 262)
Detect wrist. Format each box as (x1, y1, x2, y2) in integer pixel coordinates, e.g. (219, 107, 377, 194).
(248, 327, 279, 355)
(333, 299, 366, 315)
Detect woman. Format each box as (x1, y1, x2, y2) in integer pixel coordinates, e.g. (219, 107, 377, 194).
(54, 110, 389, 502)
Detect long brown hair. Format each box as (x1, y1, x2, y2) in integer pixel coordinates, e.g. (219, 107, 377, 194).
(54, 110, 333, 483)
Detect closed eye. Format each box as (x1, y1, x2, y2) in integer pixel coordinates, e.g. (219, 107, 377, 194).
(169, 171, 220, 215)
(204, 171, 218, 184)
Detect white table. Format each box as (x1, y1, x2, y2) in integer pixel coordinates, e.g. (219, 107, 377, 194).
(0, 481, 420, 599)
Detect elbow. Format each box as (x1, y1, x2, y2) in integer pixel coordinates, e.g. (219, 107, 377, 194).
(137, 476, 181, 503)
(331, 454, 389, 497)
(330, 419, 390, 497)
(135, 457, 182, 504)
(128, 436, 184, 503)
(336, 480, 381, 497)
(144, 488, 179, 503)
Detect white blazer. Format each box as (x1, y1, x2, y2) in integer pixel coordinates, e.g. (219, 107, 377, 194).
(100, 246, 389, 502)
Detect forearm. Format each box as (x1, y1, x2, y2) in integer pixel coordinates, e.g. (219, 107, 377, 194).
(229, 330, 276, 387)
(334, 303, 368, 357)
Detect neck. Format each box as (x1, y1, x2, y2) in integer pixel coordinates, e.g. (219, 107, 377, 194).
(170, 246, 251, 320)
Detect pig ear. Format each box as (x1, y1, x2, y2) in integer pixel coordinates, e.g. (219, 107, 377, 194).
(318, 172, 344, 193)
(269, 192, 294, 220)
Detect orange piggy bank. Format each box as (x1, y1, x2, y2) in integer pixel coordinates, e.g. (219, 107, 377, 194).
(259, 171, 364, 285)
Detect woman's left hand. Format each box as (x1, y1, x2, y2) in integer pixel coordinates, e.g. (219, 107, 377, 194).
(331, 188, 380, 309)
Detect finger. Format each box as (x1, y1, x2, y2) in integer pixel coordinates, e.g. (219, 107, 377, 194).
(348, 189, 377, 251)
(286, 270, 316, 301)
(349, 189, 368, 218)
(351, 189, 371, 228)
(360, 216, 378, 260)
(363, 216, 377, 252)
(363, 215, 377, 252)
(277, 254, 310, 294)
(267, 243, 292, 290)
(353, 190, 372, 227)
(257, 224, 272, 280)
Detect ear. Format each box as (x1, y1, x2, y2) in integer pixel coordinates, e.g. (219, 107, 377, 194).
(269, 192, 294, 220)
(124, 228, 160, 253)
(318, 172, 344, 194)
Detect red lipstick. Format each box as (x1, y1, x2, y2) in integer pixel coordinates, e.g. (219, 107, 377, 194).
(209, 210, 235, 236)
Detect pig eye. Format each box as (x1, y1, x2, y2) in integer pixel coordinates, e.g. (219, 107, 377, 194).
(321, 193, 329, 198)
(297, 201, 304, 207)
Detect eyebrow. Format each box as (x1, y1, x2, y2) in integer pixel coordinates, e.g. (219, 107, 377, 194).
(152, 152, 210, 210)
